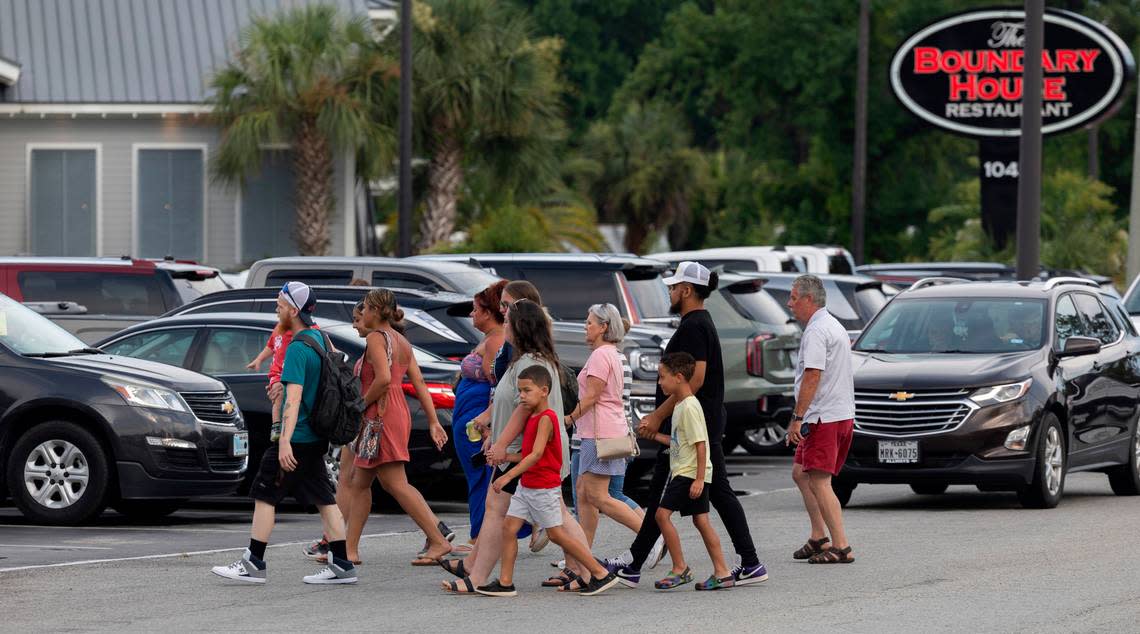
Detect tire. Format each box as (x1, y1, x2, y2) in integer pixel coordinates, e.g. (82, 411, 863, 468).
(112, 499, 184, 520)
(910, 482, 949, 495)
(1107, 422, 1140, 496)
(832, 479, 855, 508)
(740, 416, 794, 456)
(1017, 414, 1066, 509)
(6, 421, 110, 525)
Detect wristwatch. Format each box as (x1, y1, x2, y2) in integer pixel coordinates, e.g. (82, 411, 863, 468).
(791, 414, 804, 423)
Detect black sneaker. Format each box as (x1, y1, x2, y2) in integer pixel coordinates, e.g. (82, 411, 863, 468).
(579, 572, 620, 596)
(475, 579, 517, 597)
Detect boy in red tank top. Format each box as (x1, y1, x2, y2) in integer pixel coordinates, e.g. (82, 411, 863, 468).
(477, 365, 620, 598)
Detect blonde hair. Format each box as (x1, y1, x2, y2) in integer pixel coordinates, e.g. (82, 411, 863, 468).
(363, 288, 404, 324)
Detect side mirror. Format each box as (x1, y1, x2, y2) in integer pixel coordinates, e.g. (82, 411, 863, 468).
(1057, 336, 1101, 357)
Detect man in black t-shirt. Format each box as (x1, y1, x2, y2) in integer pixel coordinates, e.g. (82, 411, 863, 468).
(606, 261, 767, 588)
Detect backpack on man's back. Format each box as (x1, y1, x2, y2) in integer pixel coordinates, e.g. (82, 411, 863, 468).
(296, 331, 365, 445)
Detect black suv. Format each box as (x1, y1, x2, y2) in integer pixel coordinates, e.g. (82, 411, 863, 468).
(0, 293, 247, 524)
(844, 277, 1140, 509)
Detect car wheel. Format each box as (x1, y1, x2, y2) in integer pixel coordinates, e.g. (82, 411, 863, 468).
(6, 421, 110, 525)
(1107, 422, 1140, 496)
(832, 479, 855, 508)
(112, 499, 185, 520)
(910, 482, 949, 495)
(740, 419, 794, 456)
(1017, 414, 1066, 509)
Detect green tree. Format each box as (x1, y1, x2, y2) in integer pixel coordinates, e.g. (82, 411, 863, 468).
(209, 5, 395, 255)
(375, 0, 566, 252)
(574, 102, 707, 253)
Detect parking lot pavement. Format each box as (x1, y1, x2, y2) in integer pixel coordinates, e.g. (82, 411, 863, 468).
(4, 452, 1140, 632)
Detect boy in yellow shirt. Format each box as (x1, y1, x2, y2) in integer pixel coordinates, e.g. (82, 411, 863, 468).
(647, 351, 733, 591)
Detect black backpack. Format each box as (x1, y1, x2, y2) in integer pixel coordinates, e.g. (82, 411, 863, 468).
(295, 331, 365, 445)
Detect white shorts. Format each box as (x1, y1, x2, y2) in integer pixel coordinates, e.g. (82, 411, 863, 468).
(506, 485, 563, 530)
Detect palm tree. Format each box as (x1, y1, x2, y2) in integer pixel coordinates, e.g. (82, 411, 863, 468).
(375, 0, 565, 251)
(576, 102, 707, 253)
(209, 5, 396, 255)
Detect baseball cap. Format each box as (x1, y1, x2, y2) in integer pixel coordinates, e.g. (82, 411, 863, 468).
(280, 281, 317, 326)
(662, 261, 711, 287)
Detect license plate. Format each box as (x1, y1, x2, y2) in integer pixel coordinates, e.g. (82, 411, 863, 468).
(878, 440, 918, 464)
(232, 432, 249, 457)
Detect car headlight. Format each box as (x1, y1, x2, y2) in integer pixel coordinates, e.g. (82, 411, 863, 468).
(969, 379, 1032, 407)
(102, 377, 189, 413)
(628, 349, 661, 378)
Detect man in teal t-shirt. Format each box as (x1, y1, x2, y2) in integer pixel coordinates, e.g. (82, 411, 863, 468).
(211, 282, 357, 586)
(274, 329, 324, 443)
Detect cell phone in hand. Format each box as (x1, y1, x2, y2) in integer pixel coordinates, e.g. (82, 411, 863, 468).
(471, 452, 487, 468)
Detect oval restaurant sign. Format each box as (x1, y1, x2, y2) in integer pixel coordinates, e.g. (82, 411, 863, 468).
(890, 8, 1135, 138)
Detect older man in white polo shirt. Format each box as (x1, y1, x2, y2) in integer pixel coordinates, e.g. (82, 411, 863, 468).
(785, 275, 855, 564)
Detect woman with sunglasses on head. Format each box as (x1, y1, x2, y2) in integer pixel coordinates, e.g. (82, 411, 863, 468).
(450, 281, 508, 553)
(338, 289, 452, 566)
(564, 303, 646, 548)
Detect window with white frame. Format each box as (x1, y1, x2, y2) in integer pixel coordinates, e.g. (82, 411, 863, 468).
(29, 148, 97, 256)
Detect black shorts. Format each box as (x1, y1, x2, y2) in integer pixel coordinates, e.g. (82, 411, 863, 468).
(250, 441, 336, 507)
(658, 475, 710, 517)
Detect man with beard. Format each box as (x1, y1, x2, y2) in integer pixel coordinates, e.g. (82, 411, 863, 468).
(606, 261, 767, 587)
(211, 282, 357, 585)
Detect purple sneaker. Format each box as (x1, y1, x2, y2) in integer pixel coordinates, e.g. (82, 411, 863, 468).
(602, 558, 641, 588)
(732, 561, 769, 585)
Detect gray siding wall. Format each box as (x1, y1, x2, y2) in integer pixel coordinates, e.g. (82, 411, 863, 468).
(0, 117, 354, 269)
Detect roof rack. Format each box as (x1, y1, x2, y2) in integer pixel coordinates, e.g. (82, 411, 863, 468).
(1042, 276, 1099, 291)
(908, 276, 971, 291)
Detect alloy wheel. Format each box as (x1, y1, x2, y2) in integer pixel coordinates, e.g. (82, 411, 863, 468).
(23, 440, 90, 509)
(1044, 426, 1064, 496)
(745, 422, 789, 448)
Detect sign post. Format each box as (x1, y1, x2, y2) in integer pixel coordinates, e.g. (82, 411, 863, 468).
(1016, 0, 1043, 281)
(890, 8, 1134, 258)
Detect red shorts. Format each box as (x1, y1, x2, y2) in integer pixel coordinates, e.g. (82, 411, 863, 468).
(794, 419, 854, 476)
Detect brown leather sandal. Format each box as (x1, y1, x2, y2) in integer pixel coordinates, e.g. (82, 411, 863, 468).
(808, 546, 854, 564)
(793, 536, 830, 560)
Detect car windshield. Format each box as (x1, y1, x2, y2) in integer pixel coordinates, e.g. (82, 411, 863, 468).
(1126, 287, 1140, 314)
(0, 294, 90, 355)
(627, 277, 671, 320)
(170, 274, 228, 303)
(855, 297, 1048, 353)
(725, 285, 790, 325)
(447, 270, 504, 295)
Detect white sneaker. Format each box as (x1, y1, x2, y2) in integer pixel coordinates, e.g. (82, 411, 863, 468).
(529, 526, 550, 553)
(210, 549, 266, 584)
(647, 536, 666, 569)
(303, 561, 358, 585)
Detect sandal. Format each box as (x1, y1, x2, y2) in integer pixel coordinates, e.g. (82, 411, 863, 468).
(542, 568, 574, 588)
(440, 558, 467, 579)
(556, 571, 587, 593)
(808, 546, 855, 564)
(654, 567, 693, 590)
(441, 576, 477, 594)
(793, 536, 830, 560)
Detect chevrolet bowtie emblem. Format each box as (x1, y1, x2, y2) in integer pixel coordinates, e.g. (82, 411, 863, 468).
(888, 391, 915, 401)
(221, 401, 236, 415)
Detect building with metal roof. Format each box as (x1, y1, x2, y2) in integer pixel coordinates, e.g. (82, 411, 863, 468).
(0, 0, 372, 269)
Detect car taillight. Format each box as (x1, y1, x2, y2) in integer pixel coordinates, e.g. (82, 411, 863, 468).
(402, 382, 456, 410)
(746, 333, 775, 377)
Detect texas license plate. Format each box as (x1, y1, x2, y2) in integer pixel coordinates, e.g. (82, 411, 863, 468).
(878, 440, 918, 464)
(232, 432, 249, 457)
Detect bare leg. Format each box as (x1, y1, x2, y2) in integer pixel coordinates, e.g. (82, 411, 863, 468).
(498, 517, 525, 586)
(793, 463, 827, 540)
(376, 462, 450, 560)
(808, 471, 850, 550)
(580, 472, 643, 539)
(345, 465, 378, 562)
(250, 500, 275, 542)
(655, 507, 686, 574)
(692, 514, 730, 578)
(317, 503, 347, 542)
(556, 502, 591, 581)
(546, 526, 608, 579)
(576, 477, 601, 545)
(465, 486, 510, 586)
(334, 448, 355, 527)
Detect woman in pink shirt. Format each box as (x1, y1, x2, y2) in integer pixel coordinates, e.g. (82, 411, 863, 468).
(564, 303, 645, 546)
